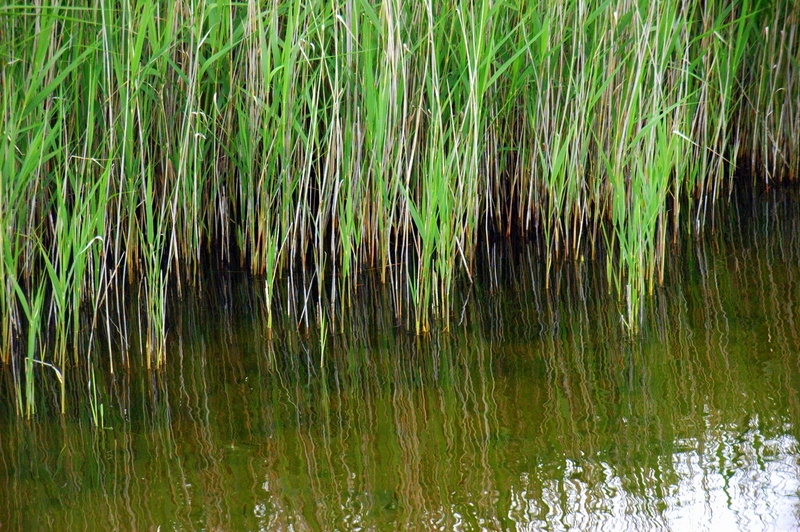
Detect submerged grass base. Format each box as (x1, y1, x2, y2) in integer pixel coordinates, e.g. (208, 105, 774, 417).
(0, 0, 798, 418)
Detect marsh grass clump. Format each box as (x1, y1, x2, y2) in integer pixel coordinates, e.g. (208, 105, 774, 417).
(0, 0, 798, 418)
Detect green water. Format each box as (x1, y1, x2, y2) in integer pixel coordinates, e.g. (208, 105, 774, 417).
(2, 189, 800, 531)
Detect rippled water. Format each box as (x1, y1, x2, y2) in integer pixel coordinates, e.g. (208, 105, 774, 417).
(2, 188, 800, 531)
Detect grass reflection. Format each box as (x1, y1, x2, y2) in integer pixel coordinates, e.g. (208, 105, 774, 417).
(2, 189, 800, 529)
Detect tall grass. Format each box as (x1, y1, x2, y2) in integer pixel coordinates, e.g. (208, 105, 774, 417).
(0, 0, 797, 417)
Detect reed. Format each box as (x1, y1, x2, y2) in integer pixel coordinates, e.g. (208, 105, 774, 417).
(0, 0, 797, 418)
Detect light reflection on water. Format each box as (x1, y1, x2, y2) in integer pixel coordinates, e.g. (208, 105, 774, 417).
(666, 428, 799, 532)
(2, 189, 800, 530)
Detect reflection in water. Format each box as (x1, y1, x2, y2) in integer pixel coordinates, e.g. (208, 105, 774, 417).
(2, 188, 800, 530)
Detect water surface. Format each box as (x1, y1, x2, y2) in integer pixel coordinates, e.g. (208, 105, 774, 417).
(2, 189, 800, 531)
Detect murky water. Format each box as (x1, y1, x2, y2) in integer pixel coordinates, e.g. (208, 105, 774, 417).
(2, 188, 800, 531)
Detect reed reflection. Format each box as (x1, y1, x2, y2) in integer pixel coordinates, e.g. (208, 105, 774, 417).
(1, 190, 800, 530)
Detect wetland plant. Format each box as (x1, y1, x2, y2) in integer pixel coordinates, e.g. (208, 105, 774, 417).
(0, 0, 797, 418)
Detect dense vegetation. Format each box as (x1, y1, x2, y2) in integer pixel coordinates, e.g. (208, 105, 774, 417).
(1, 0, 798, 418)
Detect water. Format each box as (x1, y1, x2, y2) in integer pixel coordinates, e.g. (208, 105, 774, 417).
(2, 188, 800, 531)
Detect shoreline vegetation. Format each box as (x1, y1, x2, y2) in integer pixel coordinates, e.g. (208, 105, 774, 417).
(1, 0, 798, 419)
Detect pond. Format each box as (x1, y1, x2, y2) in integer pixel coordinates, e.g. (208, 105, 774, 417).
(2, 187, 800, 531)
